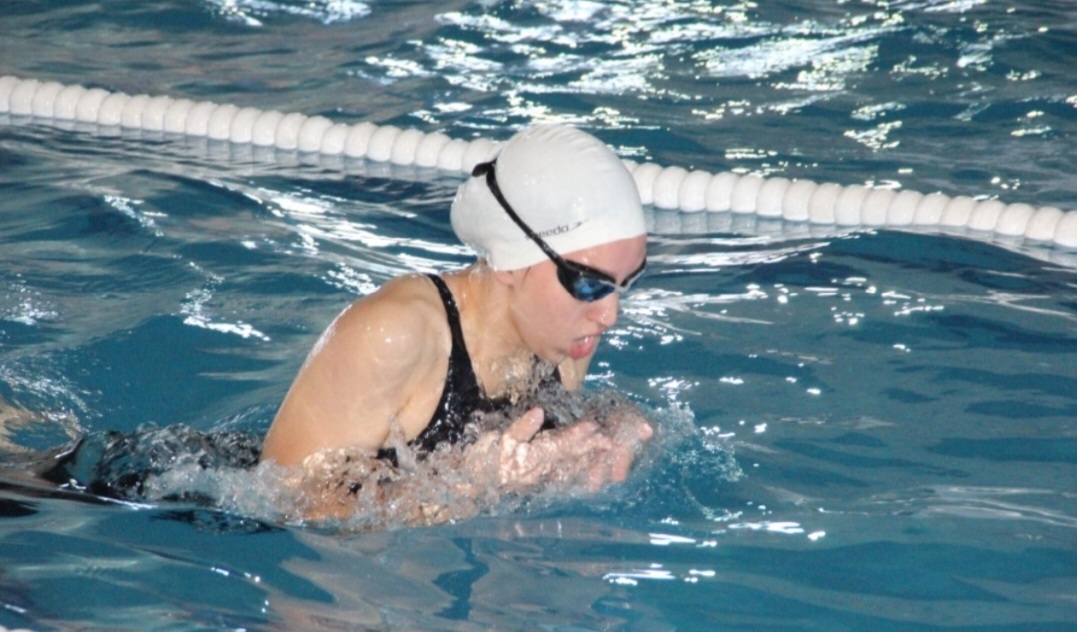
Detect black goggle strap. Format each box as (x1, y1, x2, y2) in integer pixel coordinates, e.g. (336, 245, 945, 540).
(620, 258, 648, 289)
(472, 160, 568, 271)
(472, 159, 641, 293)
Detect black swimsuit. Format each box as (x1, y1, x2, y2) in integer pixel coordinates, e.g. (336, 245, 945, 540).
(409, 274, 503, 452)
(400, 274, 559, 456)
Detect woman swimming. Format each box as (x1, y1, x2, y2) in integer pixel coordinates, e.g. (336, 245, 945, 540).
(261, 125, 654, 522)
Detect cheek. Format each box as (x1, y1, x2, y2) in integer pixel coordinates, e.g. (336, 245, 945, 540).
(512, 276, 579, 340)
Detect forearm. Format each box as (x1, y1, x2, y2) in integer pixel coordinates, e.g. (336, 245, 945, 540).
(280, 405, 652, 528)
(283, 445, 489, 527)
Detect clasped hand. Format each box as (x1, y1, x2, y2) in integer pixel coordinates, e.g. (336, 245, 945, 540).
(466, 406, 653, 493)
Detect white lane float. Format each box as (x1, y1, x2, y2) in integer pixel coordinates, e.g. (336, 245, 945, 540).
(2, 75, 1075, 250)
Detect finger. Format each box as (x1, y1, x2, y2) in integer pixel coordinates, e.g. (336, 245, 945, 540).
(552, 426, 612, 459)
(636, 421, 654, 442)
(530, 420, 595, 451)
(553, 419, 601, 443)
(608, 443, 635, 482)
(586, 460, 608, 492)
(505, 407, 545, 443)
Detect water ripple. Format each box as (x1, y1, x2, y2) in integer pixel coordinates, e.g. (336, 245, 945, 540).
(204, 0, 371, 26)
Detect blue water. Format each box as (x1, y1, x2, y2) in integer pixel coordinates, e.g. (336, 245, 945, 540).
(2, 1, 1076, 630)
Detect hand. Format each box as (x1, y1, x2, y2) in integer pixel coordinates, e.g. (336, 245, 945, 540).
(467, 407, 653, 493)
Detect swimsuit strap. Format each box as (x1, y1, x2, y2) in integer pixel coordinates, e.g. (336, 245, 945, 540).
(426, 273, 473, 378)
(408, 274, 494, 453)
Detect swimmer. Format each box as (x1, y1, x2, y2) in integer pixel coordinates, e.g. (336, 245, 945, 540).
(261, 124, 653, 523)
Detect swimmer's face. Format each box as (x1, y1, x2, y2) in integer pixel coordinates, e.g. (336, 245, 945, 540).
(510, 235, 647, 363)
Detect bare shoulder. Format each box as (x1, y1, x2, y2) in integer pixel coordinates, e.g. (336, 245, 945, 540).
(325, 274, 448, 373)
(339, 274, 442, 332)
(261, 274, 448, 465)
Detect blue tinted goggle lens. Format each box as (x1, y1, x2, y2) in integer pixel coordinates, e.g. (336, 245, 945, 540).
(558, 258, 646, 302)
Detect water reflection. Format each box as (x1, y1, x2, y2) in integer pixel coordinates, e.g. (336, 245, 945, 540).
(205, 0, 372, 26)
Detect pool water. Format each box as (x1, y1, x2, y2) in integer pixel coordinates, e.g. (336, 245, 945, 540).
(2, 1, 1076, 630)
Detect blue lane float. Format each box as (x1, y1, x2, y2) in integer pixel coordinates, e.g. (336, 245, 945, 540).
(2, 74, 1075, 250)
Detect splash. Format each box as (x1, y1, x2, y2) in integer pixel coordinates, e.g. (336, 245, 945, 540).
(34, 423, 262, 504)
(277, 385, 664, 531)
(17, 379, 741, 533)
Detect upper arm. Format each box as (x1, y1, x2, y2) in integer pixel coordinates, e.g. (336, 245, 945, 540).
(262, 277, 443, 467)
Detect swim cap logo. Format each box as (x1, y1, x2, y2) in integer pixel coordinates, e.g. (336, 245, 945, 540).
(537, 221, 583, 238)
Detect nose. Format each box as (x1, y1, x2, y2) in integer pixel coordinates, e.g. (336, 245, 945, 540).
(588, 292, 619, 329)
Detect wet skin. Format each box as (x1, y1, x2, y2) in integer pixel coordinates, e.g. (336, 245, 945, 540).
(261, 235, 651, 506)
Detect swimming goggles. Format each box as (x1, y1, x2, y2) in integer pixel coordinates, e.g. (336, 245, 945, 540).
(472, 160, 646, 302)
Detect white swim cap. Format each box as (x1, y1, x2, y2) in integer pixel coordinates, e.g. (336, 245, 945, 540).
(451, 124, 646, 271)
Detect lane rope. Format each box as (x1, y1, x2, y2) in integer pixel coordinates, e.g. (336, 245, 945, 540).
(2, 75, 1075, 249)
